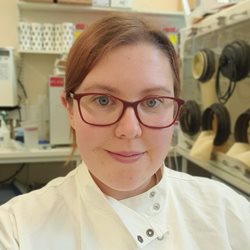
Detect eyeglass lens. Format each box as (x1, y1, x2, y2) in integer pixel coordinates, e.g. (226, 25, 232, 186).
(79, 94, 179, 127)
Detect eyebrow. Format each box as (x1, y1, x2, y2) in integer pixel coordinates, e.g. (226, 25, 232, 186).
(140, 86, 172, 96)
(81, 83, 120, 94)
(81, 83, 172, 96)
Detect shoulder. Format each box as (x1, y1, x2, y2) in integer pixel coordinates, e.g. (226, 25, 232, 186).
(0, 167, 79, 223)
(0, 163, 107, 248)
(164, 168, 250, 247)
(165, 167, 250, 211)
(0, 167, 81, 247)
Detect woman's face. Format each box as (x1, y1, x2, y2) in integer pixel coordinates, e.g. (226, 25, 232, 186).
(65, 43, 175, 199)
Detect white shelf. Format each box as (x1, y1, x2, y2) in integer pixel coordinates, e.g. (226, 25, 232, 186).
(176, 146, 250, 196)
(0, 147, 80, 164)
(17, 1, 185, 55)
(17, 1, 184, 17)
(19, 49, 64, 55)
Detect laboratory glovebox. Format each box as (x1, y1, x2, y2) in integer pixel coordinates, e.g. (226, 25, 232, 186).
(0, 48, 18, 108)
(49, 76, 71, 146)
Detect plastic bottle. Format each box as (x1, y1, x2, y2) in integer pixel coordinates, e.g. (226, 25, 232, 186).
(0, 116, 10, 149)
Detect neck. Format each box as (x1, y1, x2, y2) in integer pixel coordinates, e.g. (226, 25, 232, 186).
(91, 170, 160, 200)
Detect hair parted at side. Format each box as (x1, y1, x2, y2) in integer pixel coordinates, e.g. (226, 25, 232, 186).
(65, 13, 180, 100)
(64, 14, 181, 155)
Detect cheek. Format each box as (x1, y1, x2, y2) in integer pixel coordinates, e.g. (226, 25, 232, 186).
(71, 104, 112, 158)
(73, 118, 110, 159)
(147, 127, 174, 157)
(72, 105, 95, 147)
(75, 124, 101, 150)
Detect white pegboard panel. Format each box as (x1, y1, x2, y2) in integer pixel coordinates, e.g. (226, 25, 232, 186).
(18, 22, 32, 51)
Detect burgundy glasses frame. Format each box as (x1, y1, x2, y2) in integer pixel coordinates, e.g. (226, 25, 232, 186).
(69, 92, 185, 129)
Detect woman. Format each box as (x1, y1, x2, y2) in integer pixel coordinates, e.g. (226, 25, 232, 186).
(0, 14, 249, 249)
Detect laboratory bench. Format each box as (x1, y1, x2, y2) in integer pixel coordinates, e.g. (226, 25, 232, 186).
(0, 146, 249, 198)
(0, 147, 81, 164)
(175, 146, 250, 198)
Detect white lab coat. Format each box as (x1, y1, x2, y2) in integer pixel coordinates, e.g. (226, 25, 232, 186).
(0, 162, 249, 250)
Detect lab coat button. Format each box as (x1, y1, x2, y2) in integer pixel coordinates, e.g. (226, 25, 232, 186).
(137, 235, 143, 243)
(146, 229, 154, 237)
(153, 202, 160, 211)
(149, 191, 156, 198)
(157, 235, 164, 240)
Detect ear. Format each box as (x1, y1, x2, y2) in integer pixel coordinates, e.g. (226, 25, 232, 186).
(60, 91, 75, 130)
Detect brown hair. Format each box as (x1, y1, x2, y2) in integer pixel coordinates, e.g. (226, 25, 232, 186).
(65, 14, 180, 153)
(66, 14, 180, 99)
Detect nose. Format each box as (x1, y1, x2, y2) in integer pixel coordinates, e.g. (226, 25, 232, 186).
(114, 107, 142, 139)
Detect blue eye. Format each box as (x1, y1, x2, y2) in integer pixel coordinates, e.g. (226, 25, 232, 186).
(96, 96, 110, 105)
(145, 98, 160, 108)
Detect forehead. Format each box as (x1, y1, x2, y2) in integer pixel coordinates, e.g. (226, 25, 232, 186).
(77, 43, 174, 98)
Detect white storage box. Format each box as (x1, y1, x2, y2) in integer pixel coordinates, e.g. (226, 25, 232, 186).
(110, 0, 132, 8)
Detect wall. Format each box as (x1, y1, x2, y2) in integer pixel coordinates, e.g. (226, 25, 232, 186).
(133, 0, 183, 12)
(0, 1, 18, 48)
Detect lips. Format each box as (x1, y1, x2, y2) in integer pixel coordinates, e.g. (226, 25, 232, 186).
(106, 150, 145, 164)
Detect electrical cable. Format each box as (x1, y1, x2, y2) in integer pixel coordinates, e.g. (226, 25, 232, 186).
(0, 163, 26, 185)
(234, 108, 250, 143)
(201, 103, 231, 145)
(179, 100, 201, 136)
(17, 53, 28, 100)
(216, 40, 250, 104)
(18, 79, 28, 99)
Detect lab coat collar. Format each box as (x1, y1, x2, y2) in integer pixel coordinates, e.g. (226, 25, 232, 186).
(76, 162, 169, 248)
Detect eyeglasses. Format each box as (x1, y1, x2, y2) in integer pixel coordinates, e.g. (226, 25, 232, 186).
(70, 92, 184, 129)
